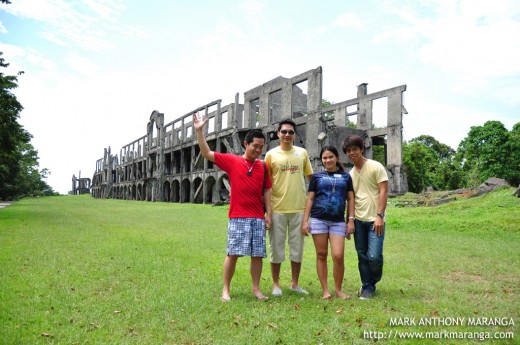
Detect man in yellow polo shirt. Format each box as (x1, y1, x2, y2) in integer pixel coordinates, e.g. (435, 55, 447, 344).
(342, 135, 388, 300)
(265, 119, 313, 297)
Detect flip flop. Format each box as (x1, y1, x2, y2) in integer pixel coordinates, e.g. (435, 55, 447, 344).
(255, 295, 269, 301)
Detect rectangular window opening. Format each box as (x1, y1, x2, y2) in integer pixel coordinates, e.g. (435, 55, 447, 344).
(292, 80, 308, 117)
(372, 98, 388, 129)
(268, 89, 283, 124)
(221, 111, 228, 130)
(250, 98, 260, 127)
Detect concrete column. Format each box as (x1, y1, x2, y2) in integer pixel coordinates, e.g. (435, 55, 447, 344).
(334, 108, 345, 127)
(308, 67, 322, 111)
(386, 94, 403, 166)
(259, 92, 269, 127)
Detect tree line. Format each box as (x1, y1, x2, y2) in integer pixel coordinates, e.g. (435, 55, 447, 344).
(403, 122, 520, 193)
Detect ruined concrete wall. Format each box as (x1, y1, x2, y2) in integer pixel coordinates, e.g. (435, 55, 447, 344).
(71, 173, 91, 195)
(91, 66, 408, 202)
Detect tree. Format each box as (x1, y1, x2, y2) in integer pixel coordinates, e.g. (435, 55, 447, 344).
(0, 52, 55, 199)
(409, 135, 465, 190)
(410, 135, 454, 160)
(402, 135, 465, 193)
(402, 141, 436, 193)
(457, 120, 520, 187)
(507, 123, 520, 186)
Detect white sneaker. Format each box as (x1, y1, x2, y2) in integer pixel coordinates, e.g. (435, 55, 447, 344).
(289, 286, 309, 295)
(271, 287, 283, 297)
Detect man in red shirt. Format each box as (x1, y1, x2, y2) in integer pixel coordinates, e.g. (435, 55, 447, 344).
(194, 113, 272, 301)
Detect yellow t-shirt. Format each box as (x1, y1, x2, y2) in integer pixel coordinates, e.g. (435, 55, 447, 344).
(349, 159, 388, 221)
(265, 146, 313, 213)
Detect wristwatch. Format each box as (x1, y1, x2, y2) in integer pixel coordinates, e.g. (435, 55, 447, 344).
(377, 213, 385, 218)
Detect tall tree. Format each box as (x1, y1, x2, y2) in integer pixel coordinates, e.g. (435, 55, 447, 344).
(402, 141, 435, 193)
(506, 123, 520, 186)
(409, 135, 465, 190)
(0, 52, 54, 199)
(410, 135, 454, 160)
(457, 120, 520, 187)
(402, 135, 465, 193)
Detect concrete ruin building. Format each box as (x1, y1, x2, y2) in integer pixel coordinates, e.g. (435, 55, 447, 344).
(72, 172, 91, 195)
(91, 66, 408, 203)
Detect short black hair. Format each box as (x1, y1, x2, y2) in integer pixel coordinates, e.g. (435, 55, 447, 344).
(277, 118, 297, 133)
(245, 129, 265, 144)
(342, 135, 364, 153)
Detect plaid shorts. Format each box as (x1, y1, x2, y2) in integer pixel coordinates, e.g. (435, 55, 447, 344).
(227, 218, 266, 258)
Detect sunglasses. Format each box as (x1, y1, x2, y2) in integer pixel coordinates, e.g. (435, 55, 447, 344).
(280, 129, 295, 135)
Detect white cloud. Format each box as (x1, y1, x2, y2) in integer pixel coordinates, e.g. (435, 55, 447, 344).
(82, 0, 125, 22)
(367, 0, 520, 80)
(65, 54, 100, 76)
(419, 13, 520, 79)
(25, 48, 57, 71)
(365, 0, 520, 108)
(488, 78, 520, 106)
(238, 0, 266, 15)
(0, 42, 25, 58)
(39, 31, 67, 47)
(0, 43, 27, 73)
(333, 12, 366, 30)
(3, 0, 134, 51)
(3, 0, 71, 21)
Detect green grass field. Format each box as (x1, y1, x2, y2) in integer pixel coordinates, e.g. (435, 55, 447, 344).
(1, 187, 519, 344)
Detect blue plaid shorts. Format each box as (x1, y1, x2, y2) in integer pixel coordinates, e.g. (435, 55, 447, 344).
(227, 218, 266, 258)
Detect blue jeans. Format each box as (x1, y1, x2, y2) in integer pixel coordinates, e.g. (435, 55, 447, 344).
(354, 220, 385, 293)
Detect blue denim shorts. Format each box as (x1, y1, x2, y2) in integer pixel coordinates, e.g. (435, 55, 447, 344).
(309, 217, 347, 237)
(227, 218, 266, 258)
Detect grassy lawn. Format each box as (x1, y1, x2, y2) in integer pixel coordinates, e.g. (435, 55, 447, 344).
(1, 188, 519, 344)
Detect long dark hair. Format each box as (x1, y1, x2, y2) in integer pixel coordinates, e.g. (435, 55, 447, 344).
(320, 145, 345, 172)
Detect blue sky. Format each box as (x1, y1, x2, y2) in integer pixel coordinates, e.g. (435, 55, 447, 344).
(1, 0, 519, 194)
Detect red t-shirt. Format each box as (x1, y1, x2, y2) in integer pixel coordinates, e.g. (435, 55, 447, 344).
(214, 152, 271, 219)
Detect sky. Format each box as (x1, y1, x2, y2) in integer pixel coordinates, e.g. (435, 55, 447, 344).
(1, 0, 519, 195)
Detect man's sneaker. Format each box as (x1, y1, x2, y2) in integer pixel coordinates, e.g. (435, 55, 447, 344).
(271, 287, 283, 297)
(358, 287, 373, 300)
(289, 286, 309, 295)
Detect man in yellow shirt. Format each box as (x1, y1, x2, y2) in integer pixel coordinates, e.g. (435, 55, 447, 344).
(342, 135, 388, 300)
(265, 119, 313, 297)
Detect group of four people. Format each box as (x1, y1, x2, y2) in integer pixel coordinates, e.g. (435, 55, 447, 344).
(194, 114, 388, 302)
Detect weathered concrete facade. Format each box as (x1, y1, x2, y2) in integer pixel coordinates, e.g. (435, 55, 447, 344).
(91, 66, 407, 202)
(72, 172, 91, 195)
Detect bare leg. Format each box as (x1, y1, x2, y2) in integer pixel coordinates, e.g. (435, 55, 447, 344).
(330, 235, 349, 299)
(271, 262, 281, 289)
(251, 257, 267, 299)
(290, 260, 302, 289)
(222, 255, 239, 301)
(312, 233, 331, 299)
